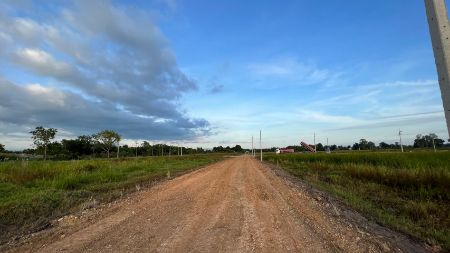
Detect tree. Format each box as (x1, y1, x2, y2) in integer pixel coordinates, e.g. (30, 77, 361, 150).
(213, 146, 224, 152)
(367, 141, 376, 150)
(46, 141, 64, 156)
(359, 139, 368, 149)
(352, 143, 360, 150)
(315, 143, 324, 151)
(30, 126, 57, 160)
(142, 141, 152, 156)
(414, 133, 445, 148)
(414, 134, 425, 148)
(62, 135, 94, 158)
(94, 130, 121, 158)
(353, 139, 375, 150)
(231, 145, 243, 152)
(0, 143, 5, 152)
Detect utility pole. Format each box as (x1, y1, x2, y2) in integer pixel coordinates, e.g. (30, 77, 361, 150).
(117, 142, 120, 158)
(260, 130, 262, 161)
(252, 136, 254, 156)
(399, 129, 404, 152)
(181, 144, 183, 156)
(314, 132, 316, 152)
(425, 0, 450, 138)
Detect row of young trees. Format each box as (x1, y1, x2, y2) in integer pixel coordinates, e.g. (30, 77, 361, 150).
(27, 127, 121, 160)
(17, 127, 206, 160)
(0, 128, 244, 160)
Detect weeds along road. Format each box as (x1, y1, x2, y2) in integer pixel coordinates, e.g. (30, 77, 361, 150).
(10, 156, 427, 253)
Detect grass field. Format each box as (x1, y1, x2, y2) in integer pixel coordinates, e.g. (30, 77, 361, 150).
(0, 154, 225, 242)
(264, 151, 450, 251)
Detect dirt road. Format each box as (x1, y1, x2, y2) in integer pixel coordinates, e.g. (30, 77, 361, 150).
(9, 156, 427, 253)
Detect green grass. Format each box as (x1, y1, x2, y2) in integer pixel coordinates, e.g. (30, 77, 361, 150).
(0, 154, 225, 242)
(264, 151, 450, 251)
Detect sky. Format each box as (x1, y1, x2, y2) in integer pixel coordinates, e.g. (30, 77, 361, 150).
(0, 0, 448, 150)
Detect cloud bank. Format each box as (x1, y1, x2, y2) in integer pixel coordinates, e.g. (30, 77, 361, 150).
(0, 0, 209, 148)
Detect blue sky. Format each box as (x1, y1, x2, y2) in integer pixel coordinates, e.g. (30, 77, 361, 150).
(0, 0, 447, 150)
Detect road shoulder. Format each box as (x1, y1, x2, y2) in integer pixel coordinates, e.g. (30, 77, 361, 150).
(263, 160, 433, 253)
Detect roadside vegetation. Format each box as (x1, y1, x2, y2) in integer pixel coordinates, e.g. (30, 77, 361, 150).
(0, 126, 213, 161)
(264, 152, 450, 251)
(0, 154, 225, 243)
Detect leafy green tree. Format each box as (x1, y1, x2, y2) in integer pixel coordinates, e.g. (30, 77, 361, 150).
(231, 145, 243, 152)
(353, 139, 375, 150)
(30, 126, 57, 160)
(359, 139, 368, 149)
(94, 130, 121, 158)
(45, 141, 64, 155)
(142, 141, 153, 156)
(213, 146, 224, 152)
(62, 135, 94, 158)
(379, 142, 390, 149)
(414, 133, 445, 148)
(316, 143, 324, 151)
(0, 143, 5, 152)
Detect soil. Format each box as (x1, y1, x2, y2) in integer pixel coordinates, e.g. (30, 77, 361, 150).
(4, 156, 430, 252)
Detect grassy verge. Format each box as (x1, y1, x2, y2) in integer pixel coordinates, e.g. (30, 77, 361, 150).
(0, 154, 225, 242)
(264, 152, 450, 251)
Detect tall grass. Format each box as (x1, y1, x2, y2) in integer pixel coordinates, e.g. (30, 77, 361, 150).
(265, 151, 450, 251)
(0, 155, 224, 243)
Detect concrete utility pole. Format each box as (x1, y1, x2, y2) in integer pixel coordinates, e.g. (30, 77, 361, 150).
(314, 132, 316, 152)
(399, 129, 404, 152)
(260, 130, 262, 161)
(425, 0, 450, 138)
(252, 136, 254, 156)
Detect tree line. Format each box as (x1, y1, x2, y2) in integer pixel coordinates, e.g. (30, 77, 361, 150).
(0, 127, 448, 160)
(279, 133, 447, 152)
(1, 127, 207, 160)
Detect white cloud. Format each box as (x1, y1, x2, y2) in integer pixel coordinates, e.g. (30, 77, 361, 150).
(296, 109, 363, 125)
(247, 58, 334, 85)
(13, 48, 72, 76)
(0, 78, 209, 143)
(0, 0, 210, 149)
(25, 83, 66, 106)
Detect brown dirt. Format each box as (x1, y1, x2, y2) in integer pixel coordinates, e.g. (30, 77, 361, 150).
(5, 156, 429, 253)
